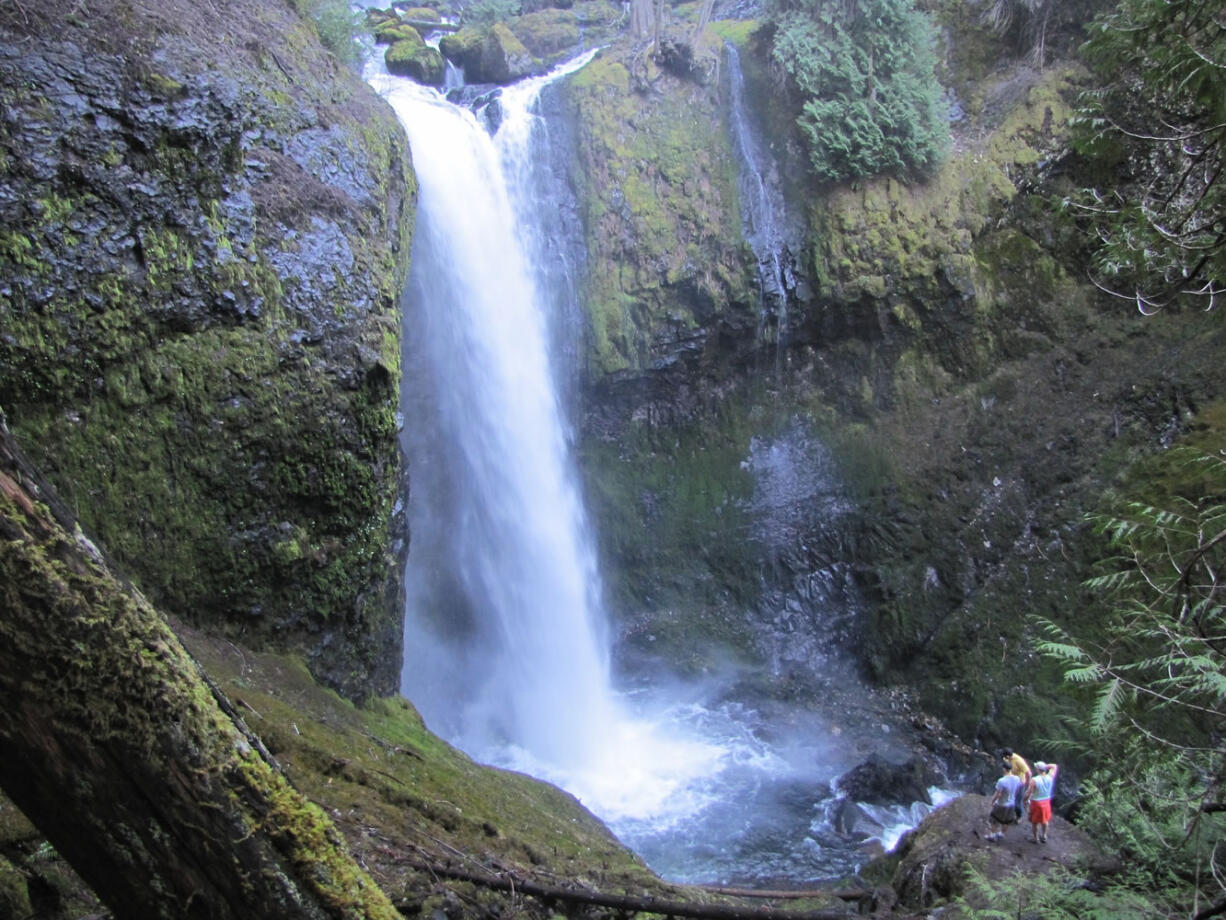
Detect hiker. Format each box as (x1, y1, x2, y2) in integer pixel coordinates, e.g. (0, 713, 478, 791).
(1027, 761, 1059, 843)
(1000, 747, 1032, 818)
(985, 761, 1023, 841)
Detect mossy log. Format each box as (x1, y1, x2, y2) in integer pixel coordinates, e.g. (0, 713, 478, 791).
(408, 860, 857, 919)
(0, 418, 399, 920)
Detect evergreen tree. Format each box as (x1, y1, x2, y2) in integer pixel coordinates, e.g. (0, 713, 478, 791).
(764, 0, 948, 183)
(1070, 0, 1226, 313)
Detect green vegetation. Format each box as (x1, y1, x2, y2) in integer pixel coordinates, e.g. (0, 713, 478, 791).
(956, 864, 1157, 918)
(291, 0, 363, 68)
(1069, 0, 1226, 313)
(1031, 442, 1226, 917)
(764, 0, 949, 183)
(466, 0, 522, 27)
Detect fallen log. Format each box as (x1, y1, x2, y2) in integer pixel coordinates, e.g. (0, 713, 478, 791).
(402, 19, 460, 33)
(400, 860, 856, 920)
(698, 885, 870, 902)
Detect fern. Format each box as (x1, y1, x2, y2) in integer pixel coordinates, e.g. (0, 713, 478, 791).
(1090, 677, 1126, 731)
(1034, 448, 1226, 914)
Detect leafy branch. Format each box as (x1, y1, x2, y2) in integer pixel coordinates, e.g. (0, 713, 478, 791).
(1069, 0, 1226, 313)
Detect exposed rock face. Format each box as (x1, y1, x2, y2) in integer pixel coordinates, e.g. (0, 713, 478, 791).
(561, 43, 756, 378)
(0, 0, 415, 701)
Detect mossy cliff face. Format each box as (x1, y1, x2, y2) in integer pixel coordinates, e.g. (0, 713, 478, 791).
(788, 50, 1225, 741)
(566, 19, 1226, 746)
(0, 0, 415, 701)
(560, 39, 758, 378)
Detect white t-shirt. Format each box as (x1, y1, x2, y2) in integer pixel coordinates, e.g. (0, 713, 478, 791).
(995, 773, 1023, 804)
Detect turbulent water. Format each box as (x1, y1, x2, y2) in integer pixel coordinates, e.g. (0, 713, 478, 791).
(367, 51, 946, 886)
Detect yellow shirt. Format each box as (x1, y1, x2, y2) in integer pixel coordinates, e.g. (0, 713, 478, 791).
(1007, 753, 1031, 782)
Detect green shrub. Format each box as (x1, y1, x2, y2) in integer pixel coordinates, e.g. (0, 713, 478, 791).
(291, 0, 363, 69)
(765, 0, 949, 183)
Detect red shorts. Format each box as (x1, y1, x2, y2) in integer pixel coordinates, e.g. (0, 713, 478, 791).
(1029, 799, 1052, 824)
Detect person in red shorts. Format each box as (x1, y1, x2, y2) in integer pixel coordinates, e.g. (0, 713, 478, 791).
(1026, 760, 1058, 843)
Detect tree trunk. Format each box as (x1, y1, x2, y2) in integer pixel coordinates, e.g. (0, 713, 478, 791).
(0, 418, 399, 920)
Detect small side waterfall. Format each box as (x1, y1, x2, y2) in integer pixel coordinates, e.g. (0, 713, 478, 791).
(725, 43, 794, 365)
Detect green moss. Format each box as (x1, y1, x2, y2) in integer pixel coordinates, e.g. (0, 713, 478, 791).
(144, 72, 187, 99)
(581, 392, 784, 672)
(709, 19, 758, 46)
(177, 633, 671, 908)
(510, 9, 580, 58)
(0, 855, 31, 920)
(563, 49, 754, 374)
(376, 21, 424, 45)
(0, 13, 414, 700)
(139, 226, 196, 290)
(233, 752, 401, 920)
(439, 26, 485, 62)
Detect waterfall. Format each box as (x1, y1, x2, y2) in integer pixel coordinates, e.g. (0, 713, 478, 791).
(369, 55, 729, 827)
(367, 55, 619, 771)
(366, 52, 941, 886)
(725, 43, 794, 365)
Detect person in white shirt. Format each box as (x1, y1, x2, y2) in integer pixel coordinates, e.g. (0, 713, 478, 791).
(985, 761, 1024, 841)
(1027, 761, 1059, 844)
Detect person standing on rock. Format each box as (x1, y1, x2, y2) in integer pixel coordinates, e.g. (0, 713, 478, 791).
(1000, 748, 1031, 818)
(1027, 761, 1058, 843)
(985, 761, 1023, 840)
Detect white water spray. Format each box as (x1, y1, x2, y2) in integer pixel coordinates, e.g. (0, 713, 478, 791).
(726, 43, 793, 365)
(370, 56, 614, 770)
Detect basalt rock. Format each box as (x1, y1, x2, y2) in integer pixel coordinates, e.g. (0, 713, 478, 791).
(387, 35, 446, 85)
(868, 793, 1119, 910)
(0, 0, 415, 702)
(566, 17, 1226, 755)
(439, 23, 543, 85)
(836, 753, 945, 808)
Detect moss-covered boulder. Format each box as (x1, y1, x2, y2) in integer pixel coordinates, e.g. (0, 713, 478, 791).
(438, 26, 485, 74)
(375, 19, 424, 43)
(482, 22, 541, 83)
(386, 32, 446, 85)
(0, 0, 415, 702)
(510, 8, 581, 58)
(439, 23, 543, 85)
(398, 6, 442, 23)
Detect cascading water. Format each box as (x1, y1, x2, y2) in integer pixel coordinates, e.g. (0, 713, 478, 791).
(369, 54, 618, 772)
(725, 42, 795, 367)
(367, 54, 736, 830)
(367, 49, 949, 886)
